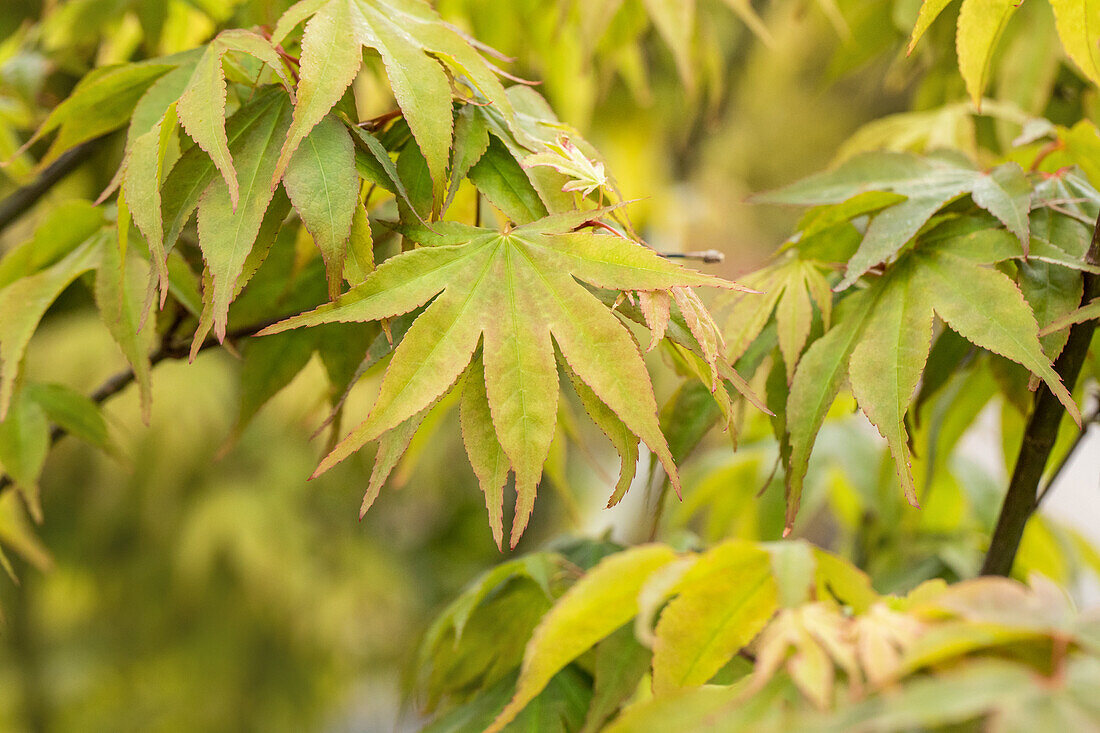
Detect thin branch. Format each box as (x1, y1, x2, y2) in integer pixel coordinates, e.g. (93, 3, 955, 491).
(0, 137, 106, 234)
(0, 317, 285, 498)
(662, 250, 725, 264)
(980, 211, 1100, 577)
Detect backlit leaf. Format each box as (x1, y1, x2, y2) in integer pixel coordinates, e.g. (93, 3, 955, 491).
(1049, 0, 1100, 86)
(260, 217, 736, 541)
(271, 0, 516, 206)
(956, 0, 1020, 106)
(122, 102, 178, 304)
(487, 544, 678, 731)
(651, 540, 778, 693)
(176, 30, 294, 210)
(908, 0, 956, 53)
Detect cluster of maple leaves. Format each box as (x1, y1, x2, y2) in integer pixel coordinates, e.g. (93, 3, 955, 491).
(6, 0, 1099, 550)
(5, 0, 756, 547)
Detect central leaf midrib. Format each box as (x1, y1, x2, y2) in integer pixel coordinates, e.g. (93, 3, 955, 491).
(675, 564, 772, 686)
(503, 242, 535, 463)
(222, 103, 285, 281)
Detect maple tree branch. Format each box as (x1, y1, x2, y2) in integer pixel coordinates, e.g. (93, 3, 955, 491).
(980, 210, 1100, 577)
(0, 137, 105, 234)
(0, 317, 284, 498)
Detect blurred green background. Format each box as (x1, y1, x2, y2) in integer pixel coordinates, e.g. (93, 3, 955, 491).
(1, 0, 1097, 731)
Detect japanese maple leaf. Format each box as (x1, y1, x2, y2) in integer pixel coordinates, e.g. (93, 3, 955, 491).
(269, 0, 517, 204)
(259, 211, 746, 546)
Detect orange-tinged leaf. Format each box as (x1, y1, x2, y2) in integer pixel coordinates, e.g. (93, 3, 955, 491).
(122, 102, 178, 306)
(177, 30, 295, 210)
(271, 0, 517, 206)
(484, 247, 560, 547)
(263, 218, 734, 538)
(195, 93, 293, 342)
(272, 0, 364, 188)
(638, 290, 671, 352)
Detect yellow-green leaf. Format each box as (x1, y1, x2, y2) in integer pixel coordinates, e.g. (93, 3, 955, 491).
(956, 0, 1020, 106)
(651, 540, 778, 693)
(1049, 0, 1100, 86)
(488, 544, 678, 732)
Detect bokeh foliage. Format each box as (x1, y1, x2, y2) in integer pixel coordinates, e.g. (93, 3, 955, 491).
(0, 0, 1098, 731)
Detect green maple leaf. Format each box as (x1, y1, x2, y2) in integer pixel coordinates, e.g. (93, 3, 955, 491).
(259, 211, 742, 546)
(753, 152, 1033, 290)
(722, 255, 833, 382)
(282, 114, 358, 299)
(18, 58, 177, 168)
(270, 0, 517, 206)
(784, 218, 1083, 530)
(175, 30, 296, 211)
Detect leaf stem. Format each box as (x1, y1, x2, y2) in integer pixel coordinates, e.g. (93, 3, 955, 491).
(980, 210, 1100, 576)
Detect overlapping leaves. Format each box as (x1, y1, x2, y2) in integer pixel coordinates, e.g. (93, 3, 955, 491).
(421, 539, 1100, 731)
(269, 0, 518, 205)
(752, 152, 1033, 289)
(909, 0, 1100, 102)
(750, 159, 1097, 530)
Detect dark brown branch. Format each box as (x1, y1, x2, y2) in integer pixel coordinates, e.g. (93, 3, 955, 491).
(980, 211, 1100, 577)
(0, 317, 284, 498)
(0, 138, 106, 234)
